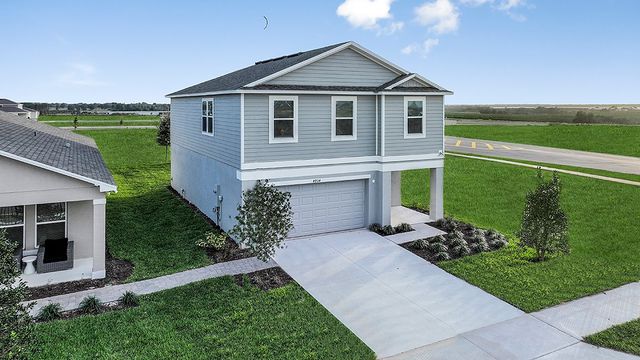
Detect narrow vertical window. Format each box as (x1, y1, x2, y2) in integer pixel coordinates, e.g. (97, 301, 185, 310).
(0, 206, 24, 248)
(404, 97, 426, 138)
(331, 96, 357, 141)
(201, 98, 214, 135)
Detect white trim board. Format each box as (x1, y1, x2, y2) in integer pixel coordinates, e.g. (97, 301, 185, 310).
(270, 174, 371, 187)
(331, 96, 357, 142)
(241, 153, 443, 170)
(168, 89, 453, 98)
(0, 151, 117, 193)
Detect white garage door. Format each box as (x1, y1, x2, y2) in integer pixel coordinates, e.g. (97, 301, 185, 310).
(279, 180, 366, 237)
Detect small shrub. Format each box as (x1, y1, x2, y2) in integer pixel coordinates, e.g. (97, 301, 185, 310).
(451, 244, 471, 257)
(448, 236, 467, 248)
(435, 217, 458, 232)
(428, 241, 448, 254)
(410, 239, 429, 250)
(118, 291, 140, 307)
(489, 238, 508, 249)
(79, 296, 103, 315)
(394, 223, 414, 233)
(37, 303, 63, 322)
(196, 231, 227, 251)
(433, 251, 451, 261)
(368, 223, 382, 233)
(469, 240, 490, 253)
(380, 225, 396, 236)
(469, 234, 486, 244)
(485, 229, 500, 239)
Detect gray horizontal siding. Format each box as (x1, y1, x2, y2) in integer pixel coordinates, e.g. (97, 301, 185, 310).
(244, 94, 377, 162)
(384, 95, 443, 156)
(170, 95, 240, 167)
(266, 48, 399, 87)
(402, 79, 426, 87)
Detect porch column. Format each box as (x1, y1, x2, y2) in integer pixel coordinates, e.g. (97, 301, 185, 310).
(92, 198, 106, 279)
(380, 172, 392, 226)
(430, 167, 444, 221)
(391, 171, 401, 207)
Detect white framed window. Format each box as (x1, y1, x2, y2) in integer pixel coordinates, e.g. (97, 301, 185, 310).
(35, 202, 67, 248)
(201, 98, 214, 135)
(404, 96, 426, 139)
(0, 206, 25, 248)
(269, 95, 298, 144)
(331, 96, 357, 141)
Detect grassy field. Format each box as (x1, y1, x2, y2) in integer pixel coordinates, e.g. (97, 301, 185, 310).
(40, 114, 160, 128)
(77, 130, 212, 281)
(402, 156, 640, 312)
(585, 319, 640, 356)
(446, 124, 640, 158)
(33, 277, 374, 359)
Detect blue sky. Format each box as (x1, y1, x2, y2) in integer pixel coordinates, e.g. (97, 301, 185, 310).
(1, 0, 638, 104)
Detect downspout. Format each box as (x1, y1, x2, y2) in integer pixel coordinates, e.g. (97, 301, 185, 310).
(381, 94, 386, 157)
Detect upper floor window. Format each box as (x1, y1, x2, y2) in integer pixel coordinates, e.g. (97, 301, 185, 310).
(331, 96, 357, 141)
(269, 96, 298, 143)
(404, 96, 426, 139)
(202, 99, 214, 135)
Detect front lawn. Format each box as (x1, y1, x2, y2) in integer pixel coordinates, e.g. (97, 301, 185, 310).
(41, 114, 160, 128)
(445, 124, 640, 157)
(585, 319, 640, 356)
(78, 130, 212, 281)
(33, 277, 375, 359)
(402, 156, 640, 312)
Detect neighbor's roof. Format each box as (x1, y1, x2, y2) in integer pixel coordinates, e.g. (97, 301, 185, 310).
(0, 106, 28, 113)
(167, 41, 451, 97)
(0, 112, 116, 192)
(0, 98, 19, 105)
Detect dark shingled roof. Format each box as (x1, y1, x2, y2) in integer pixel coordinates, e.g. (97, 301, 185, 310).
(167, 42, 348, 96)
(0, 98, 19, 105)
(0, 106, 28, 113)
(0, 112, 116, 189)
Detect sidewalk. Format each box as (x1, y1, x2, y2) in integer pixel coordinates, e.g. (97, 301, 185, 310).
(25, 257, 276, 316)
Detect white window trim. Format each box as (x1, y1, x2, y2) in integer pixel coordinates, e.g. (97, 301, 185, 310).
(0, 205, 25, 249)
(269, 95, 298, 144)
(35, 202, 67, 249)
(331, 96, 358, 141)
(404, 96, 426, 139)
(201, 98, 214, 136)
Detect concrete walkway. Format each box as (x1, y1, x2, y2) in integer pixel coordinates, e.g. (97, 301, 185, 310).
(26, 257, 276, 316)
(445, 136, 640, 175)
(273, 230, 523, 358)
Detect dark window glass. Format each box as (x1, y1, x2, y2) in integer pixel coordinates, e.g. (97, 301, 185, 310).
(207, 117, 213, 133)
(202, 101, 207, 116)
(5, 226, 23, 245)
(202, 117, 207, 132)
(273, 119, 294, 138)
(336, 118, 354, 136)
(37, 203, 65, 223)
(207, 100, 213, 117)
(335, 101, 353, 118)
(37, 222, 65, 246)
(407, 101, 423, 117)
(0, 206, 24, 226)
(274, 100, 294, 119)
(408, 118, 423, 134)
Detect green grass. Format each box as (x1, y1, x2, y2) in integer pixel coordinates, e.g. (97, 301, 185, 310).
(33, 277, 375, 359)
(445, 124, 640, 157)
(77, 130, 212, 281)
(585, 319, 640, 356)
(40, 114, 160, 121)
(402, 156, 640, 312)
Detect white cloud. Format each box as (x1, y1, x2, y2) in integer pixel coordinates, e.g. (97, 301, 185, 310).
(498, 0, 525, 10)
(378, 21, 404, 35)
(337, 0, 395, 29)
(415, 0, 459, 34)
(459, 0, 493, 6)
(459, 0, 528, 20)
(402, 38, 440, 56)
(57, 63, 106, 87)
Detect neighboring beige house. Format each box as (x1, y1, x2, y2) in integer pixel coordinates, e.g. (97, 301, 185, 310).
(0, 112, 116, 287)
(0, 98, 39, 120)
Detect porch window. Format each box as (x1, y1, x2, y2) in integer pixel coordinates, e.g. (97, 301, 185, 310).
(201, 98, 214, 135)
(36, 202, 66, 247)
(0, 206, 24, 246)
(269, 96, 298, 143)
(331, 96, 357, 141)
(404, 96, 426, 139)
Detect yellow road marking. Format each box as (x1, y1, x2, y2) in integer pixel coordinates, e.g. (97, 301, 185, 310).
(471, 142, 476, 149)
(501, 145, 511, 150)
(455, 140, 462, 147)
(486, 143, 494, 150)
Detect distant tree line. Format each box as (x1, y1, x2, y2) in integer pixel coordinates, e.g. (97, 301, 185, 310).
(23, 102, 170, 115)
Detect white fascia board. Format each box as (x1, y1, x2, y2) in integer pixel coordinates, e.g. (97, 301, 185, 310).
(379, 91, 453, 96)
(168, 89, 453, 98)
(240, 153, 442, 170)
(412, 74, 451, 93)
(0, 151, 117, 193)
(270, 174, 371, 187)
(384, 74, 418, 90)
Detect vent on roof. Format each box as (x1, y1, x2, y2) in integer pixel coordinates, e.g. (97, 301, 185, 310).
(255, 52, 304, 65)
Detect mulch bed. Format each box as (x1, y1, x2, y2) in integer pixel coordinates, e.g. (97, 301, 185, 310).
(26, 251, 133, 301)
(35, 301, 134, 322)
(234, 267, 294, 291)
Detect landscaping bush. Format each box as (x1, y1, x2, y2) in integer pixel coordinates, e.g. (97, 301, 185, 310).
(435, 217, 458, 232)
(195, 231, 226, 251)
(37, 304, 63, 322)
(433, 251, 451, 261)
(451, 244, 471, 257)
(79, 296, 103, 315)
(368, 223, 382, 233)
(118, 291, 140, 307)
(380, 225, 396, 236)
(394, 223, 414, 233)
(410, 238, 429, 250)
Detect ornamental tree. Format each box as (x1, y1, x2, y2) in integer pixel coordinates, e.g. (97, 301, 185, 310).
(230, 180, 293, 262)
(156, 112, 170, 160)
(518, 170, 569, 261)
(0, 229, 33, 360)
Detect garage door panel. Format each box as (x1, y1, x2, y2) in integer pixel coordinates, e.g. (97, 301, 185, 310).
(280, 180, 366, 237)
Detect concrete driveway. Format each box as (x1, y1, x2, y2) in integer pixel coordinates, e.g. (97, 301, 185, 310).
(273, 230, 523, 358)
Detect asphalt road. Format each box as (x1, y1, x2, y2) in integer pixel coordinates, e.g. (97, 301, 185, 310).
(445, 136, 640, 175)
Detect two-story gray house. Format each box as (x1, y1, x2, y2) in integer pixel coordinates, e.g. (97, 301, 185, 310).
(167, 41, 451, 238)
